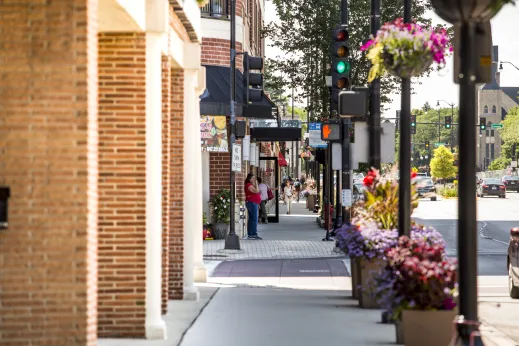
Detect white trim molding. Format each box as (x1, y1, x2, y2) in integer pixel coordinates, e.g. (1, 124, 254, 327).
(201, 16, 244, 44)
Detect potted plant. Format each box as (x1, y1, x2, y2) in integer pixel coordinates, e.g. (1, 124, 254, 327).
(361, 18, 451, 82)
(376, 235, 457, 346)
(196, 0, 209, 7)
(202, 212, 213, 240)
(210, 189, 231, 240)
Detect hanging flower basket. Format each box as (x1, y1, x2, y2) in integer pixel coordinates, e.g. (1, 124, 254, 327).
(196, 0, 210, 7)
(361, 18, 452, 82)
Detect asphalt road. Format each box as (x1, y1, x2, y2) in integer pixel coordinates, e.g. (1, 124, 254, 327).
(412, 192, 519, 277)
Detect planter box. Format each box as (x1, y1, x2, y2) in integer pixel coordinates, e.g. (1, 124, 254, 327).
(395, 319, 404, 345)
(402, 309, 457, 346)
(350, 257, 360, 299)
(358, 257, 385, 309)
(307, 194, 315, 210)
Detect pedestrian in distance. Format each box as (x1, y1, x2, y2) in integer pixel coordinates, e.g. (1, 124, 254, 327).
(244, 173, 262, 240)
(293, 179, 301, 202)
(257, 177, 277, 224)
(284, 178, 295, 214)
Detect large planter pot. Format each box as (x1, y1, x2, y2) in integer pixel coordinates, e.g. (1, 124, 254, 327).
(350, 257, 360, 299)
(196, 0, 210, 7)
(430, 0, 509, 24)
(358, 257, 385, 309)
(307, 194, 315, 210)
(395, 319, 404, 345)
(383, 50, 433, 79)
(212, 223, 229, 240)
(402, 309, 457, 346)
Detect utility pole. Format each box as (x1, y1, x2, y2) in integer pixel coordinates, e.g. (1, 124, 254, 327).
(225, 0, 240, 250)
(369, 0, 381, 169)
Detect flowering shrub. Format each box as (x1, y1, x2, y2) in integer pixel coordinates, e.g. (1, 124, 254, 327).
(355, 168, 419, 230)
(336, 222, 398, 260)
(361, 18, 452, 82)
(210, 189, 231, 223)
(374, 236, 457, 319)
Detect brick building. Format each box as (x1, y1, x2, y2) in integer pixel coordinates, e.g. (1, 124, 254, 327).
(198, 0, 279, 227)
(0, 0, 206, 344)
(477, 45, 519, 169)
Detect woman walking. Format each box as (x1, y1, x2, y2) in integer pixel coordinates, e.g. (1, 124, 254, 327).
(283, 178, 294, 214)
(244, 173, 262, 239)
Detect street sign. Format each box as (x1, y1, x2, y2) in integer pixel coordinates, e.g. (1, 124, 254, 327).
(232, 144, 242, 172)
(434, 142, 446, 147)
(341, 189, 352, 207)
(321, 121, 342, 141)
(512, 161, 518, 168)
(309, 123, 327, 148)
(491, 123, 503, 129)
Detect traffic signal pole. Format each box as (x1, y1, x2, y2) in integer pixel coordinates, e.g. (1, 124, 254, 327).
(225, 0, 240, 250)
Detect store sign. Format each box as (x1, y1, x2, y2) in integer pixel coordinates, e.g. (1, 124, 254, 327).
(200, 116, 229, 152)
(309, 123, 327, 148)
(232, 144, 242, 172)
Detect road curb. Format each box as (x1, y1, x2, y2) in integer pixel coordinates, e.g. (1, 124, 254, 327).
(480, 322, 518, 346)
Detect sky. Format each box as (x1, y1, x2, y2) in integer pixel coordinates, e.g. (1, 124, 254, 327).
(264, 3, 519, 117)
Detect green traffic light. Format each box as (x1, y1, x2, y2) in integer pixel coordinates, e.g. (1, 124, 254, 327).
(336, 61, 350, 74)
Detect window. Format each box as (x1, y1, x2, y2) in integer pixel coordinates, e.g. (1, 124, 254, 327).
(201, 0, 228, 18)
(484, 105, 488, 113)
(485, 143, 489, 158)
(491, 130, 495, 137)
(491, 143, 495, 160)
(492, 105, 496, 114)
(485, 129, 490, 136)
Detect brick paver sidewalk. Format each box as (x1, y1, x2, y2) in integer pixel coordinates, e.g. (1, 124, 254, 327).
(203, 199, 345, 260)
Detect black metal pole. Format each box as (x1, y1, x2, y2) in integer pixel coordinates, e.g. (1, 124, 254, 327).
(438, 108, 441, 145)
(225, 0, 240, 249)
(457, 21, 481, 345)
(369, 0, 381, 169)
(342, 118, 351, 224)
(397, 0, 411, 237)
(451, 105, 454, 152)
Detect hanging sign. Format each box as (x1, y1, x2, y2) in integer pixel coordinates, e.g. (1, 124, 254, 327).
(232, 144, 242, 172)
(200, 116, 229, 152)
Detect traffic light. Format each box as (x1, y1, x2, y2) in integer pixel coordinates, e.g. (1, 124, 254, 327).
(243, 52, 263, 103)
(331, 25, 350, 109)
(445, 116, 452, 129)
(480, 117, 487, 130)
(321, 120, 342, 141)
(425, 140, 430, 150)
(411, 114, 416, 134)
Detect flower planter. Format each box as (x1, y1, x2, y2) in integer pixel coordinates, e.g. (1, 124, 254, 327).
(350, 257, 360, 299)
(196, 0, 209, 7)
(359, 257, 385, 309)
(402, 309, 457, 346)
(395, 319, 404, 345)
(307, 194, 315, 210)
(383, 51, 433, 79)
(212, 223, 229, 240)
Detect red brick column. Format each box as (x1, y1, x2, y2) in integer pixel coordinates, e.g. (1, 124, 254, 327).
(97, 32, 147, 338)
(161, 55, 172, 314)
(169, 68, 185, 300)
(0, 1, 99, 345)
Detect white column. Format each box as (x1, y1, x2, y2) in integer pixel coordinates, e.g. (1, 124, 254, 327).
(144, 31, 167, 339)
(183, 68, 201, 299)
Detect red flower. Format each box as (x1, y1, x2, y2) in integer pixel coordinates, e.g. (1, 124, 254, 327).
(363, 175, 374, 186)
(411, 171, 417, 179)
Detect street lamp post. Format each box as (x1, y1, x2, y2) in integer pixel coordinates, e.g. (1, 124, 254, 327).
(500, 61, 519, 72)
(437, 100, 455, 152)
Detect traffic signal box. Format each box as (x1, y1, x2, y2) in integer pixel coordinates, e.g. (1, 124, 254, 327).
(411, 114, 417, 134)
(445, 116, 452, 129)
(321, 120, 342, 142)
(243, 52, 264, 103)
(480, 117, 487, 130)
(331, 25, 350, 110)
(425, 141, 430, 151)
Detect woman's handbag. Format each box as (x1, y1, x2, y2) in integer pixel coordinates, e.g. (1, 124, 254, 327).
(267, 188, 274, 201)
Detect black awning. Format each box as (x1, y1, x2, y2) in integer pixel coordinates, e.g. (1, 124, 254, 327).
(199, 65, 277, 119)
(250, 127, 302, 142)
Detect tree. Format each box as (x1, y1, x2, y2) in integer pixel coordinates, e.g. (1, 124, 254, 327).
(488, 156, 511, 171)
(264, 0, 453, 120)
(412, 105, 459, 157)
(430, 145, 456, 184)
(499, 106, 519, 158)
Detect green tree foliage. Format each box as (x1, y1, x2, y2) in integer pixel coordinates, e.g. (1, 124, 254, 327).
(488, 156, 511, 171)
(430, 145, 456, 181)
(264, 0, 453, 120)
(499, 106, 519, 158)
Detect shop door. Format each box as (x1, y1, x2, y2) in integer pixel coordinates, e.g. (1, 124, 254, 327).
(259, 156, 280, 223)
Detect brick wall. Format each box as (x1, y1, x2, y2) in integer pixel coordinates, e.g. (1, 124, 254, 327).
(201, 38, 243, 71)
(0, 1, 99, 345)
(161, 55, 172, 314)
(169, 69, 184, 300)
(97, 32, 147, 338)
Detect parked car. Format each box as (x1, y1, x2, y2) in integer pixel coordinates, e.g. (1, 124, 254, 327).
(477, 178, 506, 198)
(502, 175, 519, 192)
(508, 227, 519, 299)
(353, 182, 366, 202)
(414, 177, 437, 201)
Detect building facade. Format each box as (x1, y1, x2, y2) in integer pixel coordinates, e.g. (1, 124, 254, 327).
(477, 45, 519, 169)
(0, 0, 206, 344)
